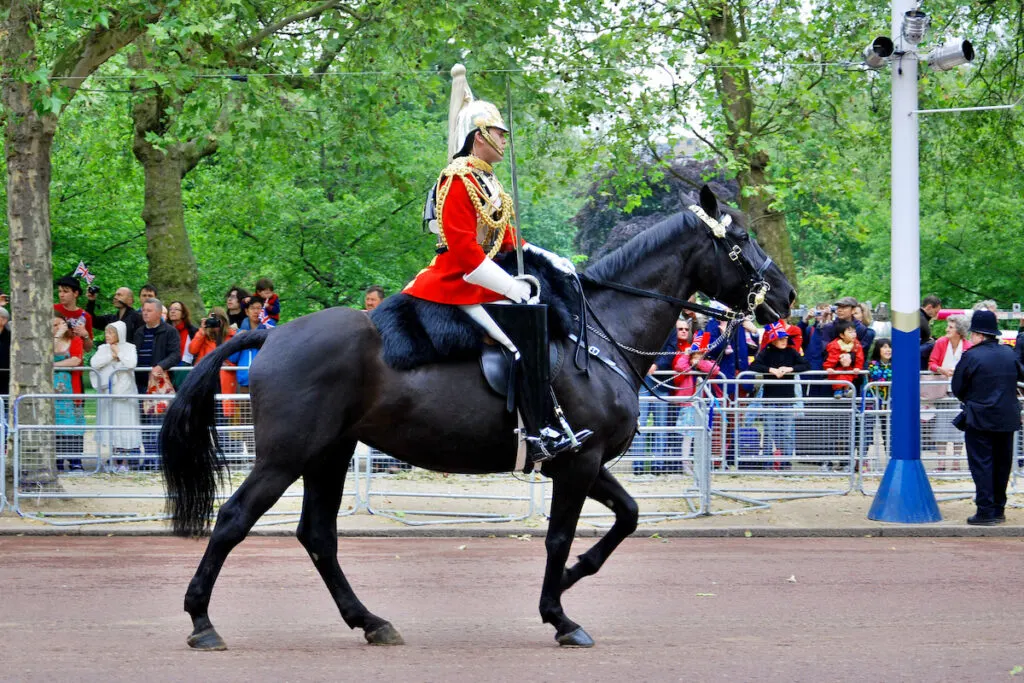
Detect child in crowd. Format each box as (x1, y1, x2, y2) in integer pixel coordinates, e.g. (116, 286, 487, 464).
(255, 277, 280, 326)
(866, 338, 893, 397)
(824, 320, 864, 398)
(865, 338, 893, 465)
(749, 322, 809, 468)
(53, 317, 85, 471)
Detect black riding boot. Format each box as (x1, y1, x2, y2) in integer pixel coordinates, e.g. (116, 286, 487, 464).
(483, 303, 593, 465)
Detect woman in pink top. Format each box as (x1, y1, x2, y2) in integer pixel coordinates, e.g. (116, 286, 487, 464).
(672, 331, 718, 473)
(673, 331, 717, 400)
(929, 314, 972, 376)
(927, 314, 971, 470)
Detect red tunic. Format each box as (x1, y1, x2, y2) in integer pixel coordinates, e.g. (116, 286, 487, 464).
(404, 162, 519, 305)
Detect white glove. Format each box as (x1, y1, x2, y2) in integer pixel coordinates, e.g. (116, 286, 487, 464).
(464, 259, 530, 303)
(505, 278, 532, 303)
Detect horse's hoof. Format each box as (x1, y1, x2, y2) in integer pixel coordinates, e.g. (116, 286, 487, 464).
(556, 626, 595, 648)
(186, 627, 227, 651)
(365, 622, 405, 646)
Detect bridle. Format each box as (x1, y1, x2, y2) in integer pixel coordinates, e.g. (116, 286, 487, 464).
(570, 204, 780, 398)
(686, 204, 777, 320)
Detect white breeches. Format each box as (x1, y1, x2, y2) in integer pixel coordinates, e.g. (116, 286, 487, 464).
(460, 304, 519, 357)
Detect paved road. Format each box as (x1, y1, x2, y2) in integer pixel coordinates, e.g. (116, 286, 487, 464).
(1, 536, 1021, 681)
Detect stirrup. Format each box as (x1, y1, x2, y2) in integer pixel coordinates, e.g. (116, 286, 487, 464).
(526, 427, 594, 464)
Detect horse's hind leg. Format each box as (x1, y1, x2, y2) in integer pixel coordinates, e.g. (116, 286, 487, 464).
(561, 467, 639, 593)
(184, 463, 299, 650)
(540, 463, 600, 647)
(296, 441, 404, 646)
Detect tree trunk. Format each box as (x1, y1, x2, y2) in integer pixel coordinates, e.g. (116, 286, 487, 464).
(132, 93, 204, 316)
(2, 3, 59, 480)
(740, 152, 797, 282)
(706, 1, 797, 285)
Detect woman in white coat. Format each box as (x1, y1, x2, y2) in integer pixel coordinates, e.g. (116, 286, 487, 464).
(90, 320, 141, 471)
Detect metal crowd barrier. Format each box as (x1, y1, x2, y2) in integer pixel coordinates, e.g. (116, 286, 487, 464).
(541, 399, 711, 526)
(859, 381, 1024, 500)
(363, 447, 537, 525)
(5, 365, 1024, 527)
(9, 391, 358, 526)
(0, 396, 7, 513)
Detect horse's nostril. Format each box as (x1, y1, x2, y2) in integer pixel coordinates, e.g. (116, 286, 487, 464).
(788, 290, 797, 305)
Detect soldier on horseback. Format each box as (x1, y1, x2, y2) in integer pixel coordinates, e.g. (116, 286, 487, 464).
(404, 64, 592, 466)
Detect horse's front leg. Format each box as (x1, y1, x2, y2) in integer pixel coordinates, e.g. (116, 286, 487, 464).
(539, 460, 600, 647)
(561, 467, 639, 593)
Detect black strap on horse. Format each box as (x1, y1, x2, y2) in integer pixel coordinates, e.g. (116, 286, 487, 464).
(577, 273, 744, 322)
(562, 271, 722, 401)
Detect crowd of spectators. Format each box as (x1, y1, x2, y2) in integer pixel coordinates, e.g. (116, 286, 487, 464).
(4, 269, 1019, 478)
(32, 275, 301, 472)
(630, 291, 1023, 475)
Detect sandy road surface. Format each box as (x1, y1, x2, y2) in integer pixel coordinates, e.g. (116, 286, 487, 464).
(1, 536, 1021, 682)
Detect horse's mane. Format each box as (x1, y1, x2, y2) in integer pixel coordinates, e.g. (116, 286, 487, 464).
(584, 211, 699, 281)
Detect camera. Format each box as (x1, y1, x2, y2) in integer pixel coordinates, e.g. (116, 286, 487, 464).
(205, 316, 222, 329)
(87, 285, 100, 295)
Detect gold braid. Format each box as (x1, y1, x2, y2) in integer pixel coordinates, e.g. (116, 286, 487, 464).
(434, 156, 514, 258)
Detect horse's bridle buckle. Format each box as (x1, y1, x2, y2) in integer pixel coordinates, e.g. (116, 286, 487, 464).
(728, 245, 742, 262)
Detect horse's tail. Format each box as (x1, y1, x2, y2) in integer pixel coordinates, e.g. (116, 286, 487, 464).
(161, 329, 271, 537)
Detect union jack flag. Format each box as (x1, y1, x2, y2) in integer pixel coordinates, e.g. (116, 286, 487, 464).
(764, 321, 788, 343)
(72, 261, 96, 284)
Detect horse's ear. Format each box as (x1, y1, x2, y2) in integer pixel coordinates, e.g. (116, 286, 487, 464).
(699, 185, 719, 217)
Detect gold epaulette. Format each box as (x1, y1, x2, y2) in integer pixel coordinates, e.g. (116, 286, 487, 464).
(434, 156, 514, 258)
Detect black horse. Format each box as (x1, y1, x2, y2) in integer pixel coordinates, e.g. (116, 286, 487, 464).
(161, 187, 794, 650)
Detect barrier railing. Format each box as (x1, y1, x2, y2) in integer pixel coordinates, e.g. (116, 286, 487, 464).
(5, 372, 1023, 527)
(544, 399, 712, 526)
(696, 377, 858, 505)
(9, 392, 359, 526)
(0, 397, 7, 513)
(859, 381, 1024, 501)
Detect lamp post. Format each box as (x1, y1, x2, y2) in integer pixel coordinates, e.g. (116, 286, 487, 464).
(866, 0, 971, 522)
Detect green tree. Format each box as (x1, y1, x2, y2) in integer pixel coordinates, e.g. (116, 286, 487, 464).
(1, 2, 167, 476)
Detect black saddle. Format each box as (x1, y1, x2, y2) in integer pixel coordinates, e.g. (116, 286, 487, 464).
(479, 342, 562, 412)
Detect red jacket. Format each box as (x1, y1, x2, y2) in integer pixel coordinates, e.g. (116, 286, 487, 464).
(823, 337, 864, 385)
(404, 160, 519, 305)
(928, 335, 972, 373)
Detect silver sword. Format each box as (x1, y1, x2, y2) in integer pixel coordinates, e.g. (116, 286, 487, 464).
(505, 76, 525, 279)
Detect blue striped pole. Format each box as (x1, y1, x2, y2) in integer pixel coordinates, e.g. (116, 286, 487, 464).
(867, 0, 941, 523)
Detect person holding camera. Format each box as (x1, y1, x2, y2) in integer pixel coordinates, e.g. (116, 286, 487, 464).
(188, 307, 234, 364)
(86, 285, 143, 344)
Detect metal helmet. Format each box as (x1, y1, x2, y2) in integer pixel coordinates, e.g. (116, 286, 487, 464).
(447, 64, 508, 160)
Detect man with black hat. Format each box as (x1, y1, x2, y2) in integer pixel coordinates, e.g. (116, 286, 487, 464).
(951, 309, 1024, 525)
(822, 296, 872, 354)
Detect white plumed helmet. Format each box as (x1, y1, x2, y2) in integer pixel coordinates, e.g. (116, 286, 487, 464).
(447, 64, 508, 160)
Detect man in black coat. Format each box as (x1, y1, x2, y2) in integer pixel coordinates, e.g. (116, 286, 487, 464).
(133, 298, 182, 469)
(132, 298, 182, 393)
(87, 286, 144, 345)
(951, 310, 1024, 525)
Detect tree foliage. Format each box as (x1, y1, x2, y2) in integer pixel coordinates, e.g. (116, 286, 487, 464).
(4, 0, 1024, 351)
